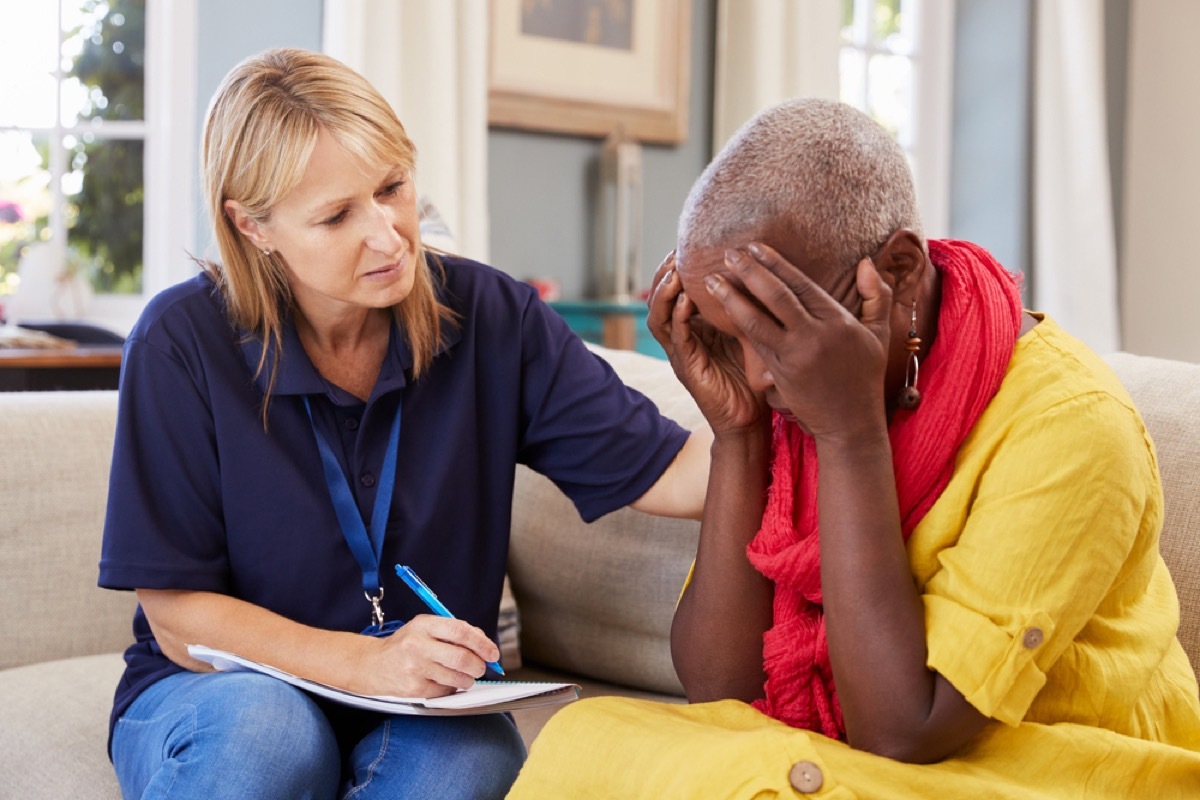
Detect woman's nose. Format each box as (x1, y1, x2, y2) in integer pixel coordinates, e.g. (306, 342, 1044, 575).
(363, 202, 404, 254)
(741, 343, 775, 394)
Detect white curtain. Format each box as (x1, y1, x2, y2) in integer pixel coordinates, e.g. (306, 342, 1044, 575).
(322, 0, 490, 261)
(1033, 0, 1120, 353)
(711, 0, 840, 153)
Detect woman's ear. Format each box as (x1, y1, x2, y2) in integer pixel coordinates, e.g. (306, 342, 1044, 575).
(873, 229, 927, 304)
(223, 199, 270, 251)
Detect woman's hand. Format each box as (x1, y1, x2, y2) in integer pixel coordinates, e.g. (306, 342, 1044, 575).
(138, 589, 501, 702)
(647, 251, 768, 436)
(706, 244, 892, 444)
(360, 615, 501, 698)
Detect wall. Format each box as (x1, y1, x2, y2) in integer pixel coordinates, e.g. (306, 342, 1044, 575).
(192, 0, 324, 256)
(487, 0, 715, 299)
(1122, 0, 1200, 362)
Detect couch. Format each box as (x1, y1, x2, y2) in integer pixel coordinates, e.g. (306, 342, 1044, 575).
(1, 346, 1197, 798)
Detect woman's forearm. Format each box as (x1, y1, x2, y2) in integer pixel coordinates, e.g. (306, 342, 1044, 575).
(138, 588, 374, 689)
(671, 427, 774, 702)
(631, 425, 713, 520)
(139, 583, 502, 699)
(815, 432, 986, 761)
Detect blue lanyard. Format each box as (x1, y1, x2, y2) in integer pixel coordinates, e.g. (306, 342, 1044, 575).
(303, 395, 402, 634)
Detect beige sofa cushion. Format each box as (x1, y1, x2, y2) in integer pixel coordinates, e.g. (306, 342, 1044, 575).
(0, 391, 137, 671)
(510, 474, 700, 694)
(1106, 353, 1200, 676)
(509, 345, 703, 695)
(0, 654, 125, 799)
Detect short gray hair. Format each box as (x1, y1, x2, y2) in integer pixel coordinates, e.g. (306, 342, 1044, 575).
(678, 98, 923, 269)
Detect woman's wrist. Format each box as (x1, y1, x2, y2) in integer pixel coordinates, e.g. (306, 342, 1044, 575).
(321, 629, 381, 695)
(707, 423, 772, 496)
(709, 417, 771, 454)
(809, 407, 890, 454)
(813, 427, 891, 467)
(711, 435, 769, 475)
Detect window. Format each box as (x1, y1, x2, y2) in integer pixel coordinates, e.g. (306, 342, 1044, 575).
(839, 0, 954, 236)
(0, 0, 195, 331)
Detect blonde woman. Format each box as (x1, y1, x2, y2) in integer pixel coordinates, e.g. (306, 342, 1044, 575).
(98, 48, 707, 800)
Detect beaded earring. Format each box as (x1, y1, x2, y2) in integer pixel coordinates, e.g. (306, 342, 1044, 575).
(896, 301, 922, 410)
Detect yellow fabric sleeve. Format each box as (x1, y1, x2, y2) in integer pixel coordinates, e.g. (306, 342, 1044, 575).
(917, 386, 1157, 725)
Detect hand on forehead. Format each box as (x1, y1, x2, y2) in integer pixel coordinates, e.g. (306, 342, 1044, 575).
(675, 237, 862, 335)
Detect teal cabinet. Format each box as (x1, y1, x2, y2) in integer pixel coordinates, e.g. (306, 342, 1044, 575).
(547, 300, 666, 359)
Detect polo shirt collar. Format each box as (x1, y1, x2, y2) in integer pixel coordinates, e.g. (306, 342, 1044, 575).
(238, 310, 462, 400)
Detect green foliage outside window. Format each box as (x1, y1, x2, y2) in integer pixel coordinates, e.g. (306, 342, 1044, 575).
(67, 0, 146, 293)
(0, 0, 146, 301)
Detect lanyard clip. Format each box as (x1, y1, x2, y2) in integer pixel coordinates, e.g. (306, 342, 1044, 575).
(365, 587, 385, 630)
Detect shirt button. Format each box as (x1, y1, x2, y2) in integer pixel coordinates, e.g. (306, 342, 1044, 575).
(789, 760, 823, 794)
(360, 473, 376, 488)
(1022, 627, 1044, 649)
(344, 417, 360, 430)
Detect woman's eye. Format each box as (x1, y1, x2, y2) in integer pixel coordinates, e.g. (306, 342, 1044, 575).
(380, 181, 404, 197)
(321, 210, 348, 227)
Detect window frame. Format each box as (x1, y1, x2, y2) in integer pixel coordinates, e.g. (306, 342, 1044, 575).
(91, 0, 198, 333)
(0, 0, 197, 334)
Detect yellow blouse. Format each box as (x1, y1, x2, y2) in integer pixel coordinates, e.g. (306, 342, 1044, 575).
(507, 317, 1200, 799)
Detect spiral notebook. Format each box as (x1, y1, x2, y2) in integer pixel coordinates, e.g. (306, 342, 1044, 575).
(187, 644, 580, 716)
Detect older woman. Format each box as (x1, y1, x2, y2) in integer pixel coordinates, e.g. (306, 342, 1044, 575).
(98, 49, 707, 800)
(507, 99, 1200, 798)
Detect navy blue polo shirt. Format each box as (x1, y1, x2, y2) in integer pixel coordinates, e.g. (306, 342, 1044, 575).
(98, 255, 687, 743)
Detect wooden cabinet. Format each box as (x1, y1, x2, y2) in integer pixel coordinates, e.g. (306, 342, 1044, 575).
(0, 347, 122, 391)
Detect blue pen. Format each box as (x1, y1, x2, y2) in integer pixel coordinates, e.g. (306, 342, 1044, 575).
(395, 564, 505, 675)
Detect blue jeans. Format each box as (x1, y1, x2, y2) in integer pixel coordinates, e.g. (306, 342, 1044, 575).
(112, 671, 526, 800)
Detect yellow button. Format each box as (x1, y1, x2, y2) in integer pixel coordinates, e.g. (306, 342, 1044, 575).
(1022, 627, 1044, 649)
(789, 760, 824, 793)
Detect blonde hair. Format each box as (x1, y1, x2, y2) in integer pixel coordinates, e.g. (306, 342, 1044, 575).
(201, 48, 454, 417)
(679, 98, 923, 269)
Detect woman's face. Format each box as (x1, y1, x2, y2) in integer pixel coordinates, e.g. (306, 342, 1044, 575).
(232, 128, 421, 325)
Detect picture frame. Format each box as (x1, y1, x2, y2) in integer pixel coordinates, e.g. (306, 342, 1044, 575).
(488, 0, 691, 144)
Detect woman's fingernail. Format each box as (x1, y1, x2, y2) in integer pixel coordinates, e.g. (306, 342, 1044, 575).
(747, 242, 765, 258)
(705, 274, 722, 292)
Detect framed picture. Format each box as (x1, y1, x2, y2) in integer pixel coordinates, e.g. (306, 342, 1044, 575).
(488, 0, 691, 144)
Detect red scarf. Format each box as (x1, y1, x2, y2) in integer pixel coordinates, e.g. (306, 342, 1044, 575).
(745, 240, 1023, 738)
